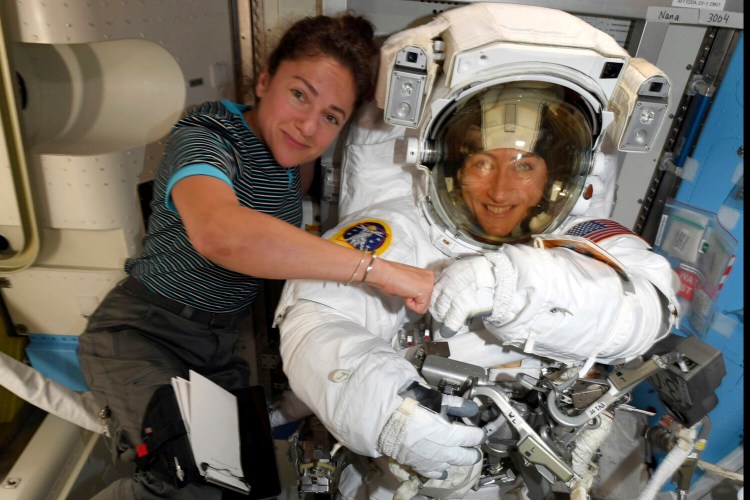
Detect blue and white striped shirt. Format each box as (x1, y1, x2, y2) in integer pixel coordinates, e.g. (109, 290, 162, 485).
(125, 100, 303, 312)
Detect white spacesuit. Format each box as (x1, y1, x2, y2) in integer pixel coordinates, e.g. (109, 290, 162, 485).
(274, 3, 680, 498)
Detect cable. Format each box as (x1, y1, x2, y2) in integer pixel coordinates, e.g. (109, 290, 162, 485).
(697, 460, 745, 484)
(637, 423, 700, 500)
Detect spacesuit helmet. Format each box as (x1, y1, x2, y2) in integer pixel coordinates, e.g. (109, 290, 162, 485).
(426, 81, 594, 246)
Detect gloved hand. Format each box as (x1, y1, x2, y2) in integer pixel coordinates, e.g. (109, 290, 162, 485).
(430, 252, 517, 336)
(377, 385, 486, 480)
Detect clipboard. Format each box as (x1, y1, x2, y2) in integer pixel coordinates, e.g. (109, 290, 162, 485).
(170, 373, 282, 498)
(172, 370, 250, 495)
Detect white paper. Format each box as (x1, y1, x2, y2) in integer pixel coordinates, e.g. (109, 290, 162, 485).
(171, 377, 191, 435)
(172, 370, 248, 493)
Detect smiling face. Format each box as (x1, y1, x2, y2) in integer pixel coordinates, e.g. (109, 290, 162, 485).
(248, 56, 356, 168)
(457, 148, 548, 237)
(427, 83, 595, 246)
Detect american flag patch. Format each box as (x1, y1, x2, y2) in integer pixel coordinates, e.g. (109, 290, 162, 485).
(565, 219, 634, 243)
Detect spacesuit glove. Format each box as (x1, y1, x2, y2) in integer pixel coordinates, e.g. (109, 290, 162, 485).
(430, 252, 517, 335)
(391, 462, 483, 500)
(377, 386, 485, 480)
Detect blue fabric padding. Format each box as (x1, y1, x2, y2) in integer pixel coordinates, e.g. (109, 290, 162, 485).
(25, 334, 89, 392)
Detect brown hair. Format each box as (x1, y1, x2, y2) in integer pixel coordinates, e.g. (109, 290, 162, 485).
(266, 13, 379, 106)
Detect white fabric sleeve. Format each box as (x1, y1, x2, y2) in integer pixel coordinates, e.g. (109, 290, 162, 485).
(276, 289, 419, 457)
(558, 216, 680, 330)
(0, 351, 102, 433)
(592, 230, 680, 314)
(482, 244, 670, 364)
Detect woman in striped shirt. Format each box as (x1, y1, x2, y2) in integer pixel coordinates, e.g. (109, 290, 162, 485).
(78, 13, 433, 499)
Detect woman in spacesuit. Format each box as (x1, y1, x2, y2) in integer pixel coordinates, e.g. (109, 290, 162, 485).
(275, 4, 680, 498)
(275, 79, 678, 499)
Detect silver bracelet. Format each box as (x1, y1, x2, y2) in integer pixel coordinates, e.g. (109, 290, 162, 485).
(360, 254, 377, 284)
(346, 251, 368, 286)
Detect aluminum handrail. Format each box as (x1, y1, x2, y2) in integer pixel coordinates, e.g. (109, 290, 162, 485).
(0, 12, 40, 273)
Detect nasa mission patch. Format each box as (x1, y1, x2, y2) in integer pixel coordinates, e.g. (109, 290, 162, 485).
(330, 219, 392, 255)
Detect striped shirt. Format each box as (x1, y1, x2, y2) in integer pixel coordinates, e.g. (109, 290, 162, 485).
(125, 100, 303, 312)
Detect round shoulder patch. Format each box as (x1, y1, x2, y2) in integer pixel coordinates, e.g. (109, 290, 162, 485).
(330, 219, 392, 255)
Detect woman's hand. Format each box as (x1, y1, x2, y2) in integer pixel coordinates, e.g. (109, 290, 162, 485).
(365, 259, 435, 314)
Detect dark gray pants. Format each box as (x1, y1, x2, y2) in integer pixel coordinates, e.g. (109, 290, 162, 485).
(78, 281, 251, 499)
